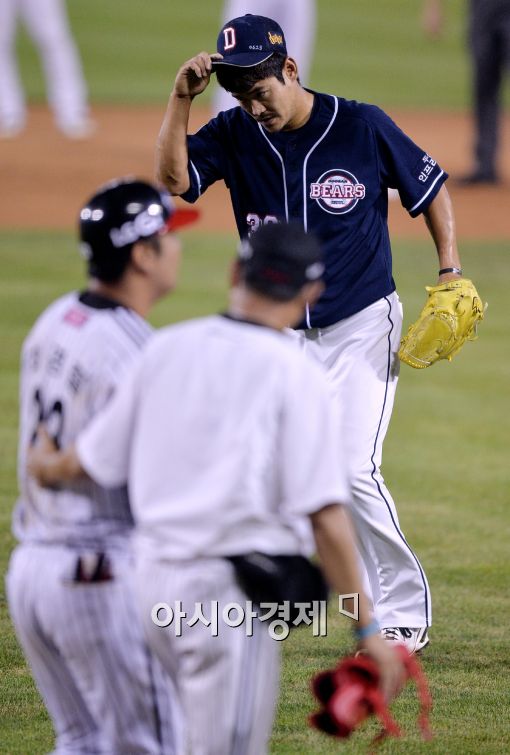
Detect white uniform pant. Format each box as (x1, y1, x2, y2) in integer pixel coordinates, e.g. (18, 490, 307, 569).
(6, 544, 182, 754)
(0, 0, 89, 130)
(212, 0, 316, 114)
(135, 556, 280, 755)
(293, 293, 431, 629)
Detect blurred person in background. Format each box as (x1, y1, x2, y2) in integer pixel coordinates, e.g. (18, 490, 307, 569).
(423, 0, 510, 184)
(0, 0, 94, 139)
(212, 0, 316, 114)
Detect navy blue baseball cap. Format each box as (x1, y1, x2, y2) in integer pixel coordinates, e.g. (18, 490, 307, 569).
(214, 14, 287, 68)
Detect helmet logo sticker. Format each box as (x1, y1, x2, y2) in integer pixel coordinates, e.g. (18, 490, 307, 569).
(109, 209, 164, 248)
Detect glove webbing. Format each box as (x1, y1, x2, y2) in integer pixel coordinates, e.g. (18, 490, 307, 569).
(310, 644, 433, 752)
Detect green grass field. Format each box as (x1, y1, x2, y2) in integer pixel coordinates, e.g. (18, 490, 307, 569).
(13, 0, 475, 109)
(2, 0, 510, 752)
(1, 232, 509, 753)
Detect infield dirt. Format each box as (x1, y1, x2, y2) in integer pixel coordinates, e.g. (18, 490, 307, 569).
(1, 105, 508, 240)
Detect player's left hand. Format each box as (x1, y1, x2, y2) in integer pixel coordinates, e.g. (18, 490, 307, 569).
(399, 278, 485, 368)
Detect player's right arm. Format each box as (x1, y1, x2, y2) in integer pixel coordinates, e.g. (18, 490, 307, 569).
(310, 504, 404, 702)
(156, 52, 222, 195)
(281, 353, 405, 701)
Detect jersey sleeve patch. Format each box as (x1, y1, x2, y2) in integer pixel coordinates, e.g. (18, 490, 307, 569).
(413, 153, 439, 185)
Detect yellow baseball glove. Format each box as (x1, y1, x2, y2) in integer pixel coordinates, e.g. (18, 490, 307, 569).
(398, 278, 485, 369)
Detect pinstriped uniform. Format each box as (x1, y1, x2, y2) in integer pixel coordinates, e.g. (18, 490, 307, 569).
(74, 314, 351, 754)
(7, 291, 181, 754)
(136, 558, 280, 755)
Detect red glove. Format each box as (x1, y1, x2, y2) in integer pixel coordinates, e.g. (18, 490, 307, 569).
(309, 644, 432, 750)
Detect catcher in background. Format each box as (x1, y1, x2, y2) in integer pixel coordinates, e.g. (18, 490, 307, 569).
(155, 13, 484, 653)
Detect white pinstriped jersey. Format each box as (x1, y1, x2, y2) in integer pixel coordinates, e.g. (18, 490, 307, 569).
(77, 314, 351, 561)
(14, 291, 152, 550)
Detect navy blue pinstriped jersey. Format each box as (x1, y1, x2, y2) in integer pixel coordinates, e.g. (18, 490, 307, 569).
(182, 91, 448, 328)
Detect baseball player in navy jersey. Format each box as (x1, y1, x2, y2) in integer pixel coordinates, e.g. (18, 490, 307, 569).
(28, 222, 406, 755)
(6, 177, 197, 753)
(154, 13, 473, 653)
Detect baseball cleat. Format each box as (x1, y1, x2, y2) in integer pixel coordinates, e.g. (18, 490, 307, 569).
(381, 627, 430, 655)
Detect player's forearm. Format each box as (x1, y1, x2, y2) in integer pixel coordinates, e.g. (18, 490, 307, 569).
(28, 444, 85, 487)
(310, 504, 373, 629)
(155, 91, 192, 195)
(311, 505, 405, 701)
(423, 185, 462, 281)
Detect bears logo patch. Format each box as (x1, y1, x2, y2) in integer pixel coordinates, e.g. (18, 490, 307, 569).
(310, 169, 366, 215)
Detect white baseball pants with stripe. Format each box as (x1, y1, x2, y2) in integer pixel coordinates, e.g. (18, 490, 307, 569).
(293, 292, 431, 629)
(135, 557, 280, 755)
(6, 543, 182, 754)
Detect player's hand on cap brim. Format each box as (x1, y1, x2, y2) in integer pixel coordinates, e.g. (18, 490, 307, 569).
(174, 53, 223, 98)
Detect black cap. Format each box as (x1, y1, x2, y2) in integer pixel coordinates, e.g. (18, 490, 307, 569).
(238, 222, 324, 301)
(214, 14, 287, 68)
(78, 177, 198, 280)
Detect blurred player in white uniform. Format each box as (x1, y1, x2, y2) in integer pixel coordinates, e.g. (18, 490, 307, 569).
(212, 0, 316, 113)
(6, 178, 198, 753)
(0, 0, 93, 138)
(29, 222, 405, 755)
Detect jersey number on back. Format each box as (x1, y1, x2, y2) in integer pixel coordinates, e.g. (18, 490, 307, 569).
(31, 388, 65, 449)
(246, 214, 279, 234)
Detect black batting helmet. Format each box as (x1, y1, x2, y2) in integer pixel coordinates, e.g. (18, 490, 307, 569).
(78, 177, 198, 281)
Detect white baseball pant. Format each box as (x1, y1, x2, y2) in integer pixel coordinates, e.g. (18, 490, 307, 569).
(135, 556, 280, 755)
(292, 292, 431, 629)
(6, 543, 182, 754)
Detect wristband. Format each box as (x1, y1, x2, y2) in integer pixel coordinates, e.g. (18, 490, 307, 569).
(354, 618, 380, 641)
(439, 267, 462, 275)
